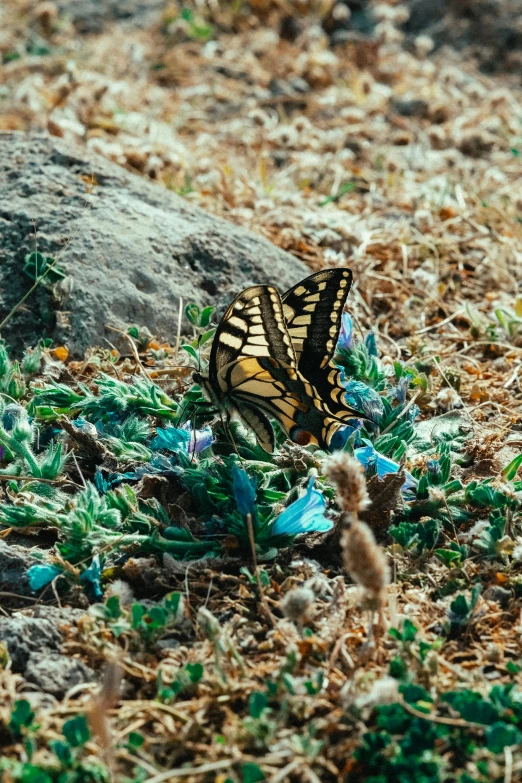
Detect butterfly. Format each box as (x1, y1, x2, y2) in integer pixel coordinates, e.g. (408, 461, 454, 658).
(193, 277, 365, 454)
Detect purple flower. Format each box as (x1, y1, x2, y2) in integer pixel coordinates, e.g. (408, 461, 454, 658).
(272, 477, 333, 537)
(152, 422, 213, 456)
(337, 312, 354, 352)
(184, 422, 213, 455)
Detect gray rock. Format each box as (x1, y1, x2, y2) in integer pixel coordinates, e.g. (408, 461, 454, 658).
(483, 585, 512, 608)
(392, 98, 429, 118)
(32, 605, 87, 623)
(0, 615, 62, 672)
(0, 541, 42, 607)
(25, 652, 96, 698)
(56, 0, 165, 33)
(0, 132, 309, 357)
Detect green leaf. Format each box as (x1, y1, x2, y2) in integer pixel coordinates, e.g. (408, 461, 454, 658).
(185, 303, 200, 326)
(62, 715, 90, 747)
(180, 344, 199, 362)
(401, 618, 418, 642)
(20, 766, 53, 783)
(199, 328, 216, 346)
(502, 454, 522, 481)
(50, 739, 73, 765)
(23, 251, 66, 284)
(318, 180, 356, 206)
(242, 762, 265, 783)
(199, 306, 215, 328)
(10, 700, 35, 736)
(186, 662, 204, 683)
(435, 548, 463, 567)
(105, 595, 122, 619)
(486, 722, 522, 753)
(127, 731, 145, 749)
(249, 691, 268, 719)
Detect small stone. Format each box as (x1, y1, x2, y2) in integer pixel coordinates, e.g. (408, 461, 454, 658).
(0, 615, 62, 672)
(392, 98, 429, 118)
(483, 585, 511, 608)
(25, 653, 96, 698)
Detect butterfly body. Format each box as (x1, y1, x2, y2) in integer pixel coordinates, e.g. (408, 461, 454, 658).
(194, 278, 365, 454)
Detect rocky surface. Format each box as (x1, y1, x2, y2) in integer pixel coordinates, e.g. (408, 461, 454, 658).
(0, 132, 309, 356)
(55, 0, 166, 34)
(25, 653, 96, 698)
(0, 541, 42, 607)
(0, 614, 62, 672)
(402, 0, 522, 73)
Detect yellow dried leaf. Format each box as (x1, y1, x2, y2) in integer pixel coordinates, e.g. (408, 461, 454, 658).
(53, 346, 69, 362)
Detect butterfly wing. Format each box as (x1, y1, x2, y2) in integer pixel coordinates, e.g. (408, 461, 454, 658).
(209, 285, 296, 384)
(282, 268, 362, 422)
(206, 285, 349, 453)
(282, 268, 352, 367)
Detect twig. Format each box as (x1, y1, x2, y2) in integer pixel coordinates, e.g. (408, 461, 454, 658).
(400, 698, 484, 729)
(105, 325, 152, 380)
(143, 758, 234, 783)
(505, 745, 513, 783)
(0, 473, 82, 488)
(175, 296, 183, 362)
(414, 309, 466, 335)
(246, 512, 277, 629)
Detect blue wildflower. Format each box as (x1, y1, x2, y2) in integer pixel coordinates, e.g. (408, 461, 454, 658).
(27, 564, 62, 591)
(80, 555, 103, 601)
(393, 376, 411, 405)
(329, 421, 363, 451)
(408, 404, 420, 424)
(232, 463, 257, 517)
(2, 404, 25, 432)
(271, 477, 333, 537)
(354, 439, 417, 491)
(342, 377, 384, 423)
(152, 422, 212, 455)
(337, 312, 353, 352)
(365, 331, 378, 357)
(152, 427, 191, 452)
(73, 417, 98, 437)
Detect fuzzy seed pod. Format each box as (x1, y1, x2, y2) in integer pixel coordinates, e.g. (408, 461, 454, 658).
(104, 579, 134, 606)
(342, 519, 389, 609)
(280, 586, 315, 625)
(324, 452, 370, 515)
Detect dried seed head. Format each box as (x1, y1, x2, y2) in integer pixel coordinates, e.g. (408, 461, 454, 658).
(280, 586, 315, 625)
(197, 607, 221, 640)
(356, 675, 400, 709)
(427, 486, 446, 504)
(324, 452, 370, 515)
(104, 579, 134, 606)
(342, 520, 389, 608)
(433, 387, 462, 412)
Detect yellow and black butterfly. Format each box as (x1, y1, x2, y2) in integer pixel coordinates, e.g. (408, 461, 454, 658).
(193, 278, 364, 454)
(282, 268, 354, 421)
